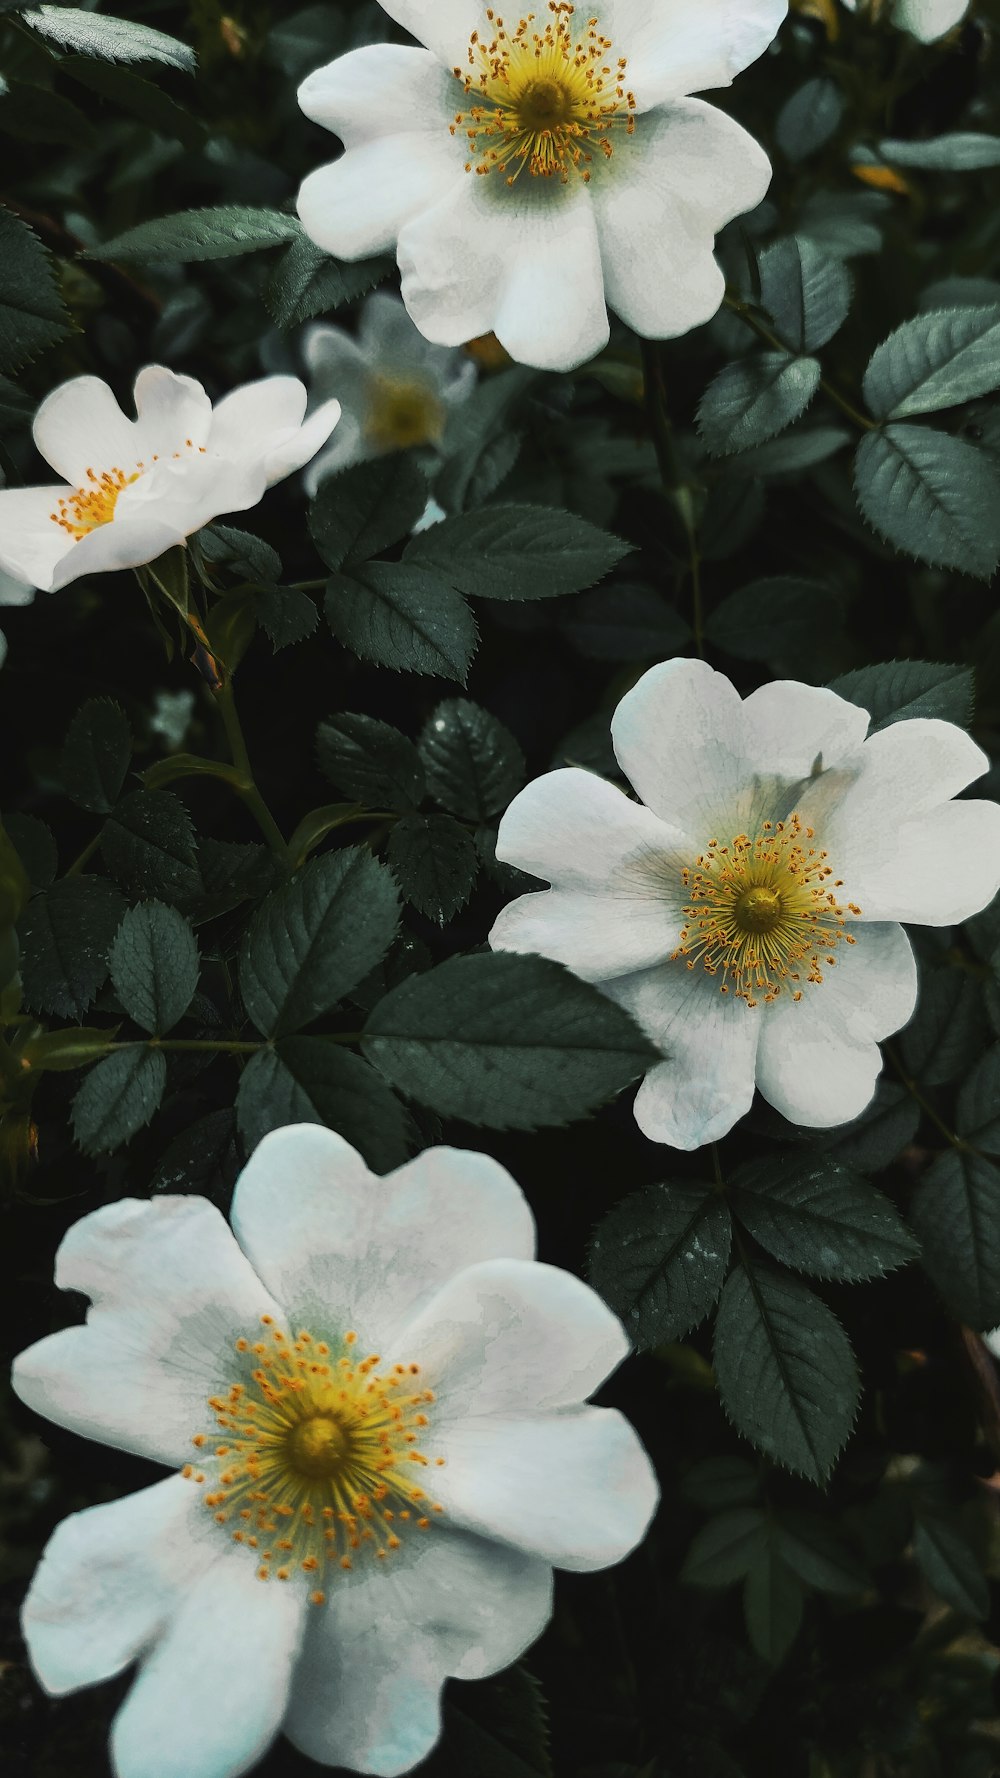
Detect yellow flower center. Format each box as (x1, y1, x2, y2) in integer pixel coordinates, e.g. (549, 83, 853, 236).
(50, 440, 208, 541)
(672, 814, 862, 1008)
(185, 1319, 444, 1607)
(364, 375, 445, 452)
(451, 2, 636, 186)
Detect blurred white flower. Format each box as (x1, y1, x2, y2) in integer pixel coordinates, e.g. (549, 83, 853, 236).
(13, 1125, 657, 1778)
(490, 657, 1000, 1151)
(303, 291, 477, 493)
(0, 368, 341, 594)
(841, 0, 968, 40)
(297, 0, 786, 372)
(0, 564, 35, 667)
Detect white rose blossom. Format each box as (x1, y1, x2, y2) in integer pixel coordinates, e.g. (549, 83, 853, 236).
(13, 1125, 658, 1778)
(489, 657, 1000, 1151)
(296, 0, 787, 373)
(303, 290, 477, 494)
(0, 368, 341, 595)
(840, 0, 969, 41)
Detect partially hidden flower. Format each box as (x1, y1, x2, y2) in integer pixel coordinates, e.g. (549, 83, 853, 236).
(0, 368, 341, 594)
(0, 564, 35, 667)
(840, 0, 968, 40)
(13, 1125, 657, 1778)
(303, 290, 477, 494)
(489, 657, 1000, 1150)
(296, 0, 786, 373)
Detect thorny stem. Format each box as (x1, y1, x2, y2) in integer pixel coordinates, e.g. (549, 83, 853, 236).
(640, 339, 705, 658)
(723, 294, 875, 434)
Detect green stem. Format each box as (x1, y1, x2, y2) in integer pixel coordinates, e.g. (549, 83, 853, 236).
(289, 578, 328, 593)
(723, 295, 875, 433)
(65, 829, 105, 877)
(640, 339, 704, 658)
(214, 679, 291, 865)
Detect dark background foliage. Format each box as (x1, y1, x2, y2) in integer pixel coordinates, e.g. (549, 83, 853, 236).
(2, 2, 1000, 1774)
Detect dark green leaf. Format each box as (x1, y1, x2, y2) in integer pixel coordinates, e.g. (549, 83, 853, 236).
(713, 1262, 860, 1483)
(61, 56, 204, 147)
(108, 901, 200, 1035)
(901, 966, 985, 1085)
(325, 563, 478, 683)
(363, 952, 657, 1131)
(71, 1045, 166, 1155)
(201, 525, 281, 584)
(705, 576, 840, 663)
(797, 188, 889, 259)
(236, 1040, 412, 1173)
(59, 697, 132, 814)
(678, 1458, 761, 1511)
(405, 504, 631, 601)
(418, 698, 525, 821)
(853, 424, 1000, 579)
(729, 1153, 919, 1282)
(743, 1538, 805, 1664)
(316, 712, 425, 813)
(20, 6, 196, 69)
(758, 237, 852, 351)
(266, 234, 390, 327)
(442, 1666, 552, 1778)
(309, 454, 428, 572)
(588, 1182, 732, 1349)
(828, 659, 974, 730)
(0, 80, 95, 147)
(566, 583, 692, 660)
(5, 813, 56, 891)
(863, 307, 1000, 420)
(910, 1148, 1000, 1329)
(255, 586, 318, 650)
(240, 847, 399, 1039)
(102, 790, 201, 905)
(151, 1110, 244, 1198)
(386, 814, 479, 924)
(776, 77, 844, 159)
(86, 207, 298, 263)
(0, 206, 71, 374)
(957, 1044, 1000, 1154)
(877, 134, 1000, 170)
(913, 1516, 990, 1619)
(774, 1511, 869, 1595)
(817, 1081, 920, 1172)
(698, 353, 821, 457)
(18, 876, 127, 1019)
(681, 1510, 768, 1587)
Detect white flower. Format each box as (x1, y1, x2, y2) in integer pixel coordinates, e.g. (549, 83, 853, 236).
(840, 0, 968, 40)
(489, 657, 1000, 1151)
(296, 0, 786, 373)
(0, 564, 35, 666)
(303, 290, 477, 494)
(13, 1126, 657, 1778)
(0, 368, 341, 594)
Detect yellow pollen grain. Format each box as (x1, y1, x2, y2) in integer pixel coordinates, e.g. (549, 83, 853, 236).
(671, 813, 862, 1008)
(451, 2, 636, 186)
(186, 1320, 443, 1602)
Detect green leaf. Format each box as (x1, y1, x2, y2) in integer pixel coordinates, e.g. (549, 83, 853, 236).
(309, 455, 428, 572)
(912, 1516, 990, 1619)
(910, 1148, 1000, 1329)
(71, 1045, 167, 1156)
(265, 234, 390, 327)
(0, 80, 96, 148)
(58, 697, 132, 814)
(901, 966, 985, 1086)
(61, 56, 204, 147)
(18, 876, 126, 1019)
(588, 1182, 732, 1349)
(877, 134, 1000, 171)
(317, 713, 425, 813)
(758, 237, 852, 351)
(325, 564, 478, 683)
(566, 583, 692, 660)
(728, 1153, 918, 1282)
(240, 847, 400, 1039)
(957, 1044, 1000, 1154)
(255, 587, 318, 650)
(705, 576, 840, 664)
(797, 188, 889, 259)
(0, 206, 71, 374)
(442, 1666, 552, 1778)
(817, 1081, 920, 1172)
(828, 659, 973, 730)
(236, 1040, 412, 1173)
(20, 6, 196, 70)
(418, 698, 525, 821)
(201, 525, 281, 584)
(853, 424, 1000, 579)
(775, 77, 844, 159)
(102, 789, 201, 905)
(108, 901, 199, 1035)
(5, 813, 57, 891)
(774, 1510, 869, 1595)
(86, 207, 299, 263)
(22, 1027, 117, 1073)
(679, 1457, 761, 1511)
(863, 307, 1000, 419)
(386, 815, 479, 924)
(713, 1262, 860, 1484)
(698, 353, 821, 457)
(362, 952, 657, 1132)
(743, 1537, 805, 1665)
(724, 422, 852, 479)
(152, 1110, 243, 1199)
(681, 1509, 768, 1587)
(404, 504, 631, 601)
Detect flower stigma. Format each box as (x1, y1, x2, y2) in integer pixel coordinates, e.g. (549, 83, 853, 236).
(364, 375, 446, 451)
(50, 440, 208, 541)
(186, 1320, 445, 1605)
(451, 2, 636, 185)
(672, 815, 862, 1008)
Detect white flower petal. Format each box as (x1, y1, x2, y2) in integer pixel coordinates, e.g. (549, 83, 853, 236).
(611, 656, 753, 833)
(604, 962, 760, 1148)
(111, 1553, 305, 1778)
(495, 767, 684, 886)
(363, 0, 483, 64)
(302, 412, 367, 492)
(0, 485, 75, 591)
(396, 1257, 628, 1417)
(208, 375, 307, 460)
(297, 135, 463, 260)
(230, 1125, 536, 1350)
(0, 567, 36, 606)
(12, 1196, 283, 1466)
(756, 1015, 881, 1128)
(893, 0, 967, 41)
(430, 1406, 659, 1571)
(284, 1530, 552, 1773)
(22, 1476, 216, 1696)
(298, 43, 456, 145)
(601, 0, 787, 106)
(400, 179, 609, 372)
(742, 678, 872, 783)
(32, 375, 140, 484)
(593, 100, 771, 339)
(132, 366, 212, 462)
(265, 396, 341, 485)
(47, 511, 188, 592)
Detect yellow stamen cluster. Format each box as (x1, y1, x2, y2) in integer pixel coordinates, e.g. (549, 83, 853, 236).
(451, 3, 635, 186)
(364, 375, 445, 452)
(672, 815, 862, 1008)
(50, 440, 208, 540)
(185, 1320, 444, 1605)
